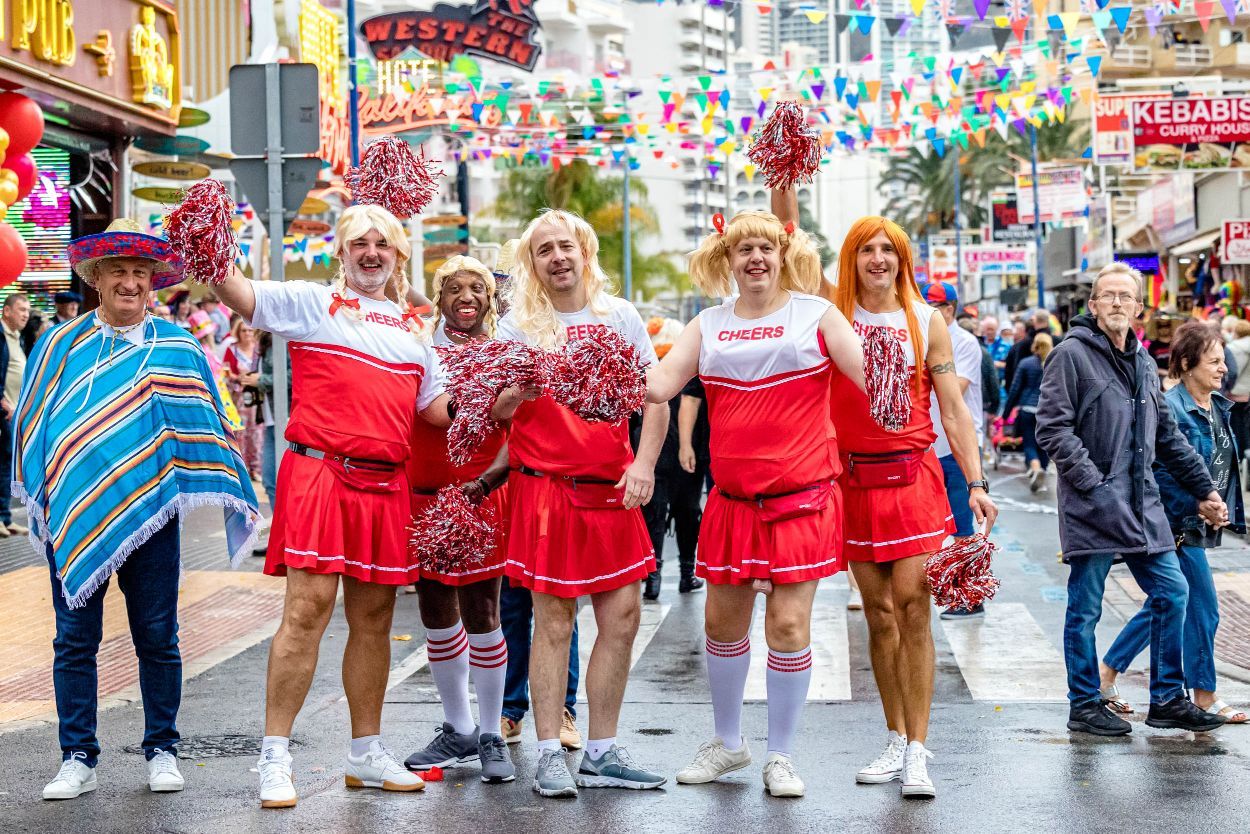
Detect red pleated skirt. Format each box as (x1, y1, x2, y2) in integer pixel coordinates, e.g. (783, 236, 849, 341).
(503, 472, 655, 598)
(839, 450, 955, 563)
(696, 483, 844, 585)
(411, 483, 510, 586)
(266, 451, 418, 584)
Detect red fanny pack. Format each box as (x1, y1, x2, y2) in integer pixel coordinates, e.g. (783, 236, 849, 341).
(720, 482, 833, 523)
(325, 456, 405, 494)
(555, 478, 625, 509)
(844, 451, 923, 489)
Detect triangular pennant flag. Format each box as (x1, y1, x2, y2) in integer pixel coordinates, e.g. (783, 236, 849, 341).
(992, 24, 1012, 52)
(757, 3, 772, 13)
(804, 10, 828, 23)
(835, 13, 851, 33)
(855, 14, 875, 35)
(1221, 0, 1238, 24)
(885, 16, 906, 36)
(1011, 17, 1029, 42)
(1086, 55, 1102, 76)
(946, 23, 967, 48)
(910, 0, 926, 16)
(1145, 6, 1163, 36)
(1195, 1, 1214, 32)
(811, 83, 826, 100)
(973, 0, 992, 19)
(1109, 5, 1131, 33)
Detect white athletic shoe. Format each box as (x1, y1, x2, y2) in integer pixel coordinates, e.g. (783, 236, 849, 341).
(42, 756, 96, 800)
(900, 741, 936, 799)
(675, 737, 752, 784)
(258, 748, 297, 809)
(147, 750, 184, 792)
(345, 743, 424, 792)
(856, 732, 908, 784)
(761, 753, 804, 798)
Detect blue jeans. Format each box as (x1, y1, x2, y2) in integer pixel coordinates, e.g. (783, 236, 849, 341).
(0, 414, 12, 525)
(500, 577, 579, 721)
(1103, 545, 1220, 693)
(939, 454, 974, 537)
(261, 424, 277, 507)
(1065, 550, 1188, 707)
(48, 517, 182, 767)
(1015, 410, 1050, 470)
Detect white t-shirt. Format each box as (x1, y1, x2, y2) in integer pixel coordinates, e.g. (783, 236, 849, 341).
(931, 320, 984, 457)
(496, 295, 658, 367)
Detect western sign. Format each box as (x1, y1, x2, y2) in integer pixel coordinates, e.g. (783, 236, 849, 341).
(362, 0, 542, 72)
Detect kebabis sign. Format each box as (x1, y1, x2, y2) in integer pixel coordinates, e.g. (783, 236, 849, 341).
(362, 0, 542, 72)
(1132, 96, 1250, 173)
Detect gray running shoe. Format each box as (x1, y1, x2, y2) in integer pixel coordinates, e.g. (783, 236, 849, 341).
(575, 745, 667, 790)
(404, 722, 479, 771)
(478, 733, 516, 783)
(533, 749, 578, 798)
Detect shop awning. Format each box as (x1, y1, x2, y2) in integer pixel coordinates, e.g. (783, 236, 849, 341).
(1170, 229, 1221, 257)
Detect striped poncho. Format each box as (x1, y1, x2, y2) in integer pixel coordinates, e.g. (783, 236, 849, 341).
(12, 313, 260, 608)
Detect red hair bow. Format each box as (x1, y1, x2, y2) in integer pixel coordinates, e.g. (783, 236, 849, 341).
(784, 221, 796, 235)
(329, 293, 361, 316)
(403, 304, 431, 323)
(712, 213, 726, 236)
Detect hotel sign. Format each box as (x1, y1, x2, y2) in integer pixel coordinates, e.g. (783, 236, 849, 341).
(362, 0, 542, 72)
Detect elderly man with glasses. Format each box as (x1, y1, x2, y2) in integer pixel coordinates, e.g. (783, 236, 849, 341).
(1037, 262, 1230, 737)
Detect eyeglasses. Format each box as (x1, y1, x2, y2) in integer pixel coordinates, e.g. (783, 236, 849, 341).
(1094, 292, 1139, 305)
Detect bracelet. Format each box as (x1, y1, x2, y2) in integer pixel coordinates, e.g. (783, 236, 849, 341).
(475, 476, 491, 496)
(447, 399, 458, 420)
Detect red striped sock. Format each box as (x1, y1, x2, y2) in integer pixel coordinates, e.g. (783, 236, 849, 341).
(426, 623, 474, 734)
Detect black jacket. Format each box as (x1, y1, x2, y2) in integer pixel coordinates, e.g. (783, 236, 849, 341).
(1003, 329, 1035, 392)
(1035, 315, 1213, 558)
(1003, 354, 1044, 415)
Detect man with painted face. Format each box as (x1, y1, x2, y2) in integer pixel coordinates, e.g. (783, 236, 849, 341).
(214, 204, 456, 808)
(492, 209, 669, 798)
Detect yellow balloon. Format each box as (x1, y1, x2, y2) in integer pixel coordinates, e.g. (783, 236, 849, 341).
(0, 204, 7, 222)
(0, 179, 17, 206)
(0, 126, 9, 156)
(0, 170, 17, 186)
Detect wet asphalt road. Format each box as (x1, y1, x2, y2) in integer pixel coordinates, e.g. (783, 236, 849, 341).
(4, 461, 1250, 833)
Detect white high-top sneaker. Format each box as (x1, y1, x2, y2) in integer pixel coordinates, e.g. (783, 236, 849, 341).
(856, 731, 908, 784)
(900, 741, 936, 799)
(42, 755, 97, 800)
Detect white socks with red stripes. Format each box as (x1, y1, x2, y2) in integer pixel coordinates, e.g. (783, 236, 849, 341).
(467, 627, 507, 741)
(705, 635, 751, 751)
(426, 623, 476, 735)
(766, 647, 812, 757)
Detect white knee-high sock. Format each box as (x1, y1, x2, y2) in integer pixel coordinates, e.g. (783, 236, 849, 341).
(468, 627, 507, 740)
(705, 635, 751, 750)
(766, 647, 812, 757)
(426, 623, 475, 735)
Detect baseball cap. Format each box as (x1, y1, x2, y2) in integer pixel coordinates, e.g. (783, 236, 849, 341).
(918, 281, 958, 306)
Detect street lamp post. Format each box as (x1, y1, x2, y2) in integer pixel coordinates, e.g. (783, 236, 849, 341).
(347, 0, 361, 168)
(1030, 122, 1045, 307)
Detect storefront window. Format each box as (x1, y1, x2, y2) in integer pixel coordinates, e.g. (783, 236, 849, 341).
(1, 147, 73, 319)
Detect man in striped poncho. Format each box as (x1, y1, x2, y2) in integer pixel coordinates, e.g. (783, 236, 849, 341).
(13, 219, 260, 802)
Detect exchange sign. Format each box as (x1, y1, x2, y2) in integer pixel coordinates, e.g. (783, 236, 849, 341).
(1131, 96, 1250, 172)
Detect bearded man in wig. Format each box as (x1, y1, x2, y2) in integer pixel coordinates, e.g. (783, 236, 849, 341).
(16, 218, 260, 801)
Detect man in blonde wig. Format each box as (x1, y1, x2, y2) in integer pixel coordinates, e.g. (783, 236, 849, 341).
(215, 204, 456, 807)
(492, 209, 670, 797)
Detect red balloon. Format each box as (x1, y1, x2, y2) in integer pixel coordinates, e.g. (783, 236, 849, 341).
(4, 153, 36, 202)
(0, 93, 44, 157)
(0, 222, 27, 288)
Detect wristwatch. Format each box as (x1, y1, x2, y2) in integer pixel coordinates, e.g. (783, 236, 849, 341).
(968, 479, 990, 494)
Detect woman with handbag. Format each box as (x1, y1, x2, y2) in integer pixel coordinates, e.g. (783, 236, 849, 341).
(826, 217, 997, 799)
(224, 317, 264, 481)
(1002, 332, 1053, 493)
(644, 210, 865, 798)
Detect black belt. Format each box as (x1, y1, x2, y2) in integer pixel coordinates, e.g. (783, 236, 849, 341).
(288, 442, 396, 471)
(514, 465, 616, 486)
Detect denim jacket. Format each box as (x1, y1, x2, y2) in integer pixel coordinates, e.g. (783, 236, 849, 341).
(1153, 384, 1247, 537)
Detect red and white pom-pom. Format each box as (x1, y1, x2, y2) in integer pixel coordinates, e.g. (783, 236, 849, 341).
(440, 339, 545, 465)
(408, 485, 496, 576)
(164, 179, 237, 285)
(863, 325, 912, 432)
(925, 533, 1000, 609)
(746, 101, 822, 191)
(346, 136, 443, 219)
(545, 327, 647, 423)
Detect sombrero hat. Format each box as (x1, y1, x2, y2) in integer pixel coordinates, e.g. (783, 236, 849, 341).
(68, 218, 185, 290)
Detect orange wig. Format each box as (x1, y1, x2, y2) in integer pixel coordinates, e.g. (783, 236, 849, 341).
(834, 216, 926, 379)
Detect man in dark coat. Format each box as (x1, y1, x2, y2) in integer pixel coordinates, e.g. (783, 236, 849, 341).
(1037, 262, 1229, 737)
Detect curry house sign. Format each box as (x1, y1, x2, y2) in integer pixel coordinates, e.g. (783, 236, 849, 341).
(361, 0, 541, 72)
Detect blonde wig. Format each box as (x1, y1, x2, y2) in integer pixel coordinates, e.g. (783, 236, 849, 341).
(509, 210, 616, 349)
(687, 211, 824, 299)
(431, 255, 499, 339)
(834, 216, 925, 383)
(332, 204, 422, 337)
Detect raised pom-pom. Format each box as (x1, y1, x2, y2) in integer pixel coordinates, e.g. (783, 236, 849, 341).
(346, 136, 443, 219)
(164, 179, 236, 285)
(546, 327, 647, 423)
(925, 533, 1000, 609)
(440, 339, 544, 465)
(409, 485, 497, 576)
(863, 326, 911, 432)
(746, 101, 822, 191)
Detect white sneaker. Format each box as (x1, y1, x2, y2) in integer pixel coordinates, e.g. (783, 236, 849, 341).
(147, 750, 184, 792)
(675, 737, 752, 784)
(847, 588, 864, 611)
(900, 741, 936, 798)
(761, 753, 804, 798)
(258, 748, 297, 809)
(345, 742, 424, 792)
(856, 731, 907, 784)
(42, 755, 96, 800)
